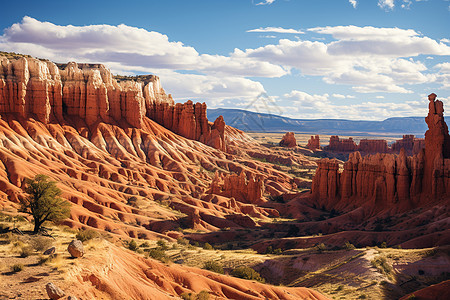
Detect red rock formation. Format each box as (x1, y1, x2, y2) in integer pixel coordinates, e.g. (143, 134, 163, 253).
(325, 135, 425, 155)
(208, 171, 265, 204)
(391, 135, 425, 155)
(0, 55, 226, 151)
(358, 139, 388, 153)
(279, 132, 297, 148)
(326, 136, 357, 152)
(306, 135, 320, 150)
(312, 93, 450, 212)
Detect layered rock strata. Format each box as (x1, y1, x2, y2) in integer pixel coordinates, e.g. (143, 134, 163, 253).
(0, 56, 225, 150)
(208, 171, 264, 204)
(312, 94, 450, 211)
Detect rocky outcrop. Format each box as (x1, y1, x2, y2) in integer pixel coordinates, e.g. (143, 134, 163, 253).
(391, 135, 425, 155)
(326, 136, 357, 152)
(312, 94, 450, 212)
(0, 55, 226, 150)
(307, 135, 320, 150)
(358, 139, 388, 153)
(279, 132, 297, 148)
(326, 135, 425, 155)
(208, 171, 264, 204)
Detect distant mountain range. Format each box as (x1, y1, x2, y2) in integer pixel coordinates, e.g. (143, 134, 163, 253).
(208, 108, 427, 136)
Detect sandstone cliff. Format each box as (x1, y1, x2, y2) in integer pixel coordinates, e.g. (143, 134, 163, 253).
(312, 94, 450, 212)
(0, 56, 225, 150)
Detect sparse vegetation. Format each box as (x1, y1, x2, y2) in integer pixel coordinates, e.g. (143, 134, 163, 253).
(147, 248, 170, 263)
(177, 238, 189, 246)
(19, 245, 33, 257)
(203, 242, 213, 250)
(371, 256, 392, 275)
(30, 236, 53, 251)
(128, 239, 138, 251)
(203, 260, 224, 274)
(157, 240, 169, 250)
(11, 264, 24, 273)
(19, 174, 71, 233)
(76, 229, 98, 242)
(230, 266, 265, 283)
(343, 241, 356, 250)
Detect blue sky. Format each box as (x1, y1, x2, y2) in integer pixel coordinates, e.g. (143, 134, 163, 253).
(0, 0, 449, 120)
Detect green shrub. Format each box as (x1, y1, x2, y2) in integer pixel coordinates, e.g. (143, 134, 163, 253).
(371, 257, 392, 275)
(264, 246, 273, 254)
(177, 238, 189, 246)
(76, 229, 98, 242)
(343, 241, 356, 250)
(12, 264, 24, 272)
(203, 260, 224, 274)
(140, 241, 150, 248)
(273, 248, 283, 255)
(147, 248, 170, 263)
(230, 266, 265, 283)
(203, 243, 213, 250)
(180, 292, 194, 300)
(128, 239, 138, 251)
(196, 290, 210, 300)
(157, 240, 169, 250)
(316, 243, 327, 252)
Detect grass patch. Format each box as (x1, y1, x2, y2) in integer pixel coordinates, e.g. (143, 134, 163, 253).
(76, 229, 98, 242)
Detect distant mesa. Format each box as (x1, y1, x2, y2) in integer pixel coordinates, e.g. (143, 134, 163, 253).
(312, 93, 450, 213)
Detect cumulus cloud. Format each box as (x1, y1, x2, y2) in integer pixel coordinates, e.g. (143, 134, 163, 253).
(1, 17, 287, 78)
(235, 26, 450, 93)
(283, 90, 428, 120)
(247, 27, 304, 34)
(349, 0, 358, 8)
(0, 17, 290, 102)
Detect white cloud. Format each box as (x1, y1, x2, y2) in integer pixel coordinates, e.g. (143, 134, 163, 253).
(235, 26, 450, 93)
(332, 93, 355, 99)
(247, 27, 304, 34)
(255, 0, 275, 5)
(378, 0, 395, 10)
(0, 17, 287, 79)
(349, 0, 358, 8)
(283, 90, 428, 120)
(0, 17, 291, 103)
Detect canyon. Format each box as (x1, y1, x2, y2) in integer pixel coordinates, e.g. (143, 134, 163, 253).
(0, 53, 449, 300)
